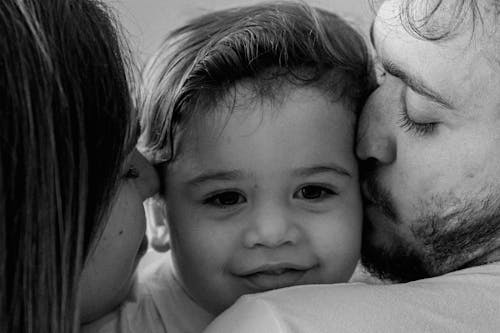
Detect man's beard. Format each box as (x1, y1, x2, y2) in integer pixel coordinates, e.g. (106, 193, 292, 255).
(360, 173, 500, 283)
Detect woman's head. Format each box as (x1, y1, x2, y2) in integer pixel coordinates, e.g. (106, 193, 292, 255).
(79, 149, 159, 324)
(0, 0, 157, 331)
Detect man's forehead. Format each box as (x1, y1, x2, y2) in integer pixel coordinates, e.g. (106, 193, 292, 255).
(372, 1, 415, 54)
(374, 0, 500, 45)
(373, 0, 500, 73)
(371, 0, 500, 115)
(373, 0, 459, 42)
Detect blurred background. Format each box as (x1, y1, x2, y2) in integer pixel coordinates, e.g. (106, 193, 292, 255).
(106, 0, 375, 64)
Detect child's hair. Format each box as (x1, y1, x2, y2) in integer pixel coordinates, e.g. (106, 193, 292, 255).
(0, 0, 135, 332)
(139, 1, 376, 164)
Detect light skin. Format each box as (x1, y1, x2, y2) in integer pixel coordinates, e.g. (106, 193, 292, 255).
(157, 85, 362, 315)
(357, 0, 500, 282)
(79, 149, 159, 323)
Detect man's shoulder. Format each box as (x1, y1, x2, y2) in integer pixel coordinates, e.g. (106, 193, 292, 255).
(254, 261, 500, 316)
(205, 262, 500, 333)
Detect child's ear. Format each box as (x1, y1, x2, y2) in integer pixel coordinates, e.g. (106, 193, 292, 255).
(145, 196, 170, 252)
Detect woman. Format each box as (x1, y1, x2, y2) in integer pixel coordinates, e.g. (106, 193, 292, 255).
(0, 0, 158, 332)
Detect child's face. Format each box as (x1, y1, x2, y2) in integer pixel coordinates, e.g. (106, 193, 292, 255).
(79, 149, 159, 323)
(164, 86, 362, 314)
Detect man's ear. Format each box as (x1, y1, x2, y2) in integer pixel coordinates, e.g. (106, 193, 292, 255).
(145, 196, 170, 252)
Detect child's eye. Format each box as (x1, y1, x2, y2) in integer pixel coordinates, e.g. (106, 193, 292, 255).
(204, 191, 246, 207)
(294, 185, 336, 201)
(123, 166, 140, 179)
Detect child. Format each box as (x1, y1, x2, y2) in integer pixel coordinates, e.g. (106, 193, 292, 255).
(90, 2, 375, 332)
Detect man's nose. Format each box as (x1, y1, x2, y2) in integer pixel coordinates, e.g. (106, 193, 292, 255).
(242, 202, 300, 249)
(356, 89, 396, 165)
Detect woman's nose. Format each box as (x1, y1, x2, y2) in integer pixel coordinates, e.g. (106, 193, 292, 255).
(242, 202, 300, 249)
(131, 149, 160, 200)
(356, 89, 397, 165)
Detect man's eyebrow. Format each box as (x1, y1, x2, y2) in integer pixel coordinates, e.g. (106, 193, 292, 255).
(292, 164, 352, 178)
(381, 59, 454, 109)
(186, 169, 244, 187)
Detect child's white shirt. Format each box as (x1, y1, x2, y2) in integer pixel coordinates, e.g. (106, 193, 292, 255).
(82, 251, 214, 333)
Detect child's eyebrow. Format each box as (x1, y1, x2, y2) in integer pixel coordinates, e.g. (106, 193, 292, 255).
(292, 164, 352, 178)
(186, 169, 244, 187)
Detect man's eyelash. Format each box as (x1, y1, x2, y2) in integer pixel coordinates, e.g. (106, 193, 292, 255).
(398, 108, 437, 136)
(398, 85, 437, 136)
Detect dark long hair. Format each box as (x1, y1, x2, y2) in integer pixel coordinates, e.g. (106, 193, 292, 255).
(0, 0, 136, 332)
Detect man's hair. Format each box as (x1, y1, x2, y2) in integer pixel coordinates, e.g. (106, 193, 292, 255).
(380, 0, 493, 40)
(0, 0, 135, 332)
(139, 1, 376, 163)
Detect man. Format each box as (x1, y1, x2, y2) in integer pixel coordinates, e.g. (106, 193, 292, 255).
(359, 0, 500, 283)
(204, 0, 500, 331)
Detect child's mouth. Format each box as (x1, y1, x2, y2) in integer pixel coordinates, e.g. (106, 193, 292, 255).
(240, 264, 315, 291)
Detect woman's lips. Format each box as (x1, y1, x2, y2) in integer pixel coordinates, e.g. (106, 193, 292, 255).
(137, 235, 149, 258)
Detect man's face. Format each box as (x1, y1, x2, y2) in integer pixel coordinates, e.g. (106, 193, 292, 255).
(357, 0, 500, 282)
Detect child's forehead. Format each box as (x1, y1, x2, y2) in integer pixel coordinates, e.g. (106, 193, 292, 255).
(196, 78, 354, 122)
(187, 84, 347, 128)
(169, 84, 357, 164)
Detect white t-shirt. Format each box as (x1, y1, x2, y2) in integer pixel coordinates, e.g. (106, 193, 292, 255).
(82, 251, 214, 333)
(204, 262, 500, 333)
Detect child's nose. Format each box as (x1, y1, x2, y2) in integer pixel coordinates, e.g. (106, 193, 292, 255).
(242, 203, 300, 248)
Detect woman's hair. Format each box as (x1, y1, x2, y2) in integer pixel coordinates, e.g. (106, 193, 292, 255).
(0, 0, 135, 332)
(139, 1, 376, 164)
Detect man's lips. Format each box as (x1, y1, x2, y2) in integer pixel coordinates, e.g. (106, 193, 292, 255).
(362, 180, 398, 221)
(237, 263, 316, 291)
(459, 246, 500, 270)
(361, 181, 378, 205)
